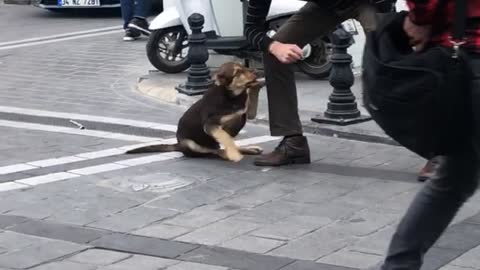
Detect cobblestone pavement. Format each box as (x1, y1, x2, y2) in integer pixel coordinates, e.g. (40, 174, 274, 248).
(2, 5, 480, 270)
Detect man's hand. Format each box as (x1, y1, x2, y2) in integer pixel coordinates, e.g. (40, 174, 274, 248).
(269, 41, 303, 64)
(404, 15, 432, 51)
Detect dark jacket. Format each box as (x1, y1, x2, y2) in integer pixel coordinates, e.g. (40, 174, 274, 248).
(244, 0, 396, 52)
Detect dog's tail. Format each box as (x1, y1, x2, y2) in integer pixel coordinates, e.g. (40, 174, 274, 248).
(126, 143, 180, 154)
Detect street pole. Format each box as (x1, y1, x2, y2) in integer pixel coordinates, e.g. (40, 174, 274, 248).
(311, 27, 371, 125)
(176, 13, 213, 96)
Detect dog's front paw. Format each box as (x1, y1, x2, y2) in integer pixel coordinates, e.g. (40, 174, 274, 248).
(226, 148, 244, 162)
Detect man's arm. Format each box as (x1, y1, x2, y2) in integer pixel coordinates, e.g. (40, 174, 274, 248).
(244, 0, 303, 63)
(406, 0, 439, 25)
(244, 0, 274, 52)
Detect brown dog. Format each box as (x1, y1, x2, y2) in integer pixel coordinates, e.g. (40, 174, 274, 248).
(126, 62, 263, 162)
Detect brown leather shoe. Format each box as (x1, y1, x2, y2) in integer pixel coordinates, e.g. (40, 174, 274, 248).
(254, 136, 311, 166)
(418, 156, 444, 182)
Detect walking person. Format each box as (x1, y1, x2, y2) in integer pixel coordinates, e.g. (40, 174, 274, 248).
(381, 0, 480, 269)
(244, 0, 396, 166)
(121, 0, 152, 41)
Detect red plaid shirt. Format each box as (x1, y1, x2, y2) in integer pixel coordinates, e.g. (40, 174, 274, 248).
(407, 0, 480, 51)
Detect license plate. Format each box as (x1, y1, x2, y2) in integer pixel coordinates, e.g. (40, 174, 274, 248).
(58, 0, 100, 6)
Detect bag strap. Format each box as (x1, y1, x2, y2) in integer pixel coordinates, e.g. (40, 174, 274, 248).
(452, 0, 468, 41)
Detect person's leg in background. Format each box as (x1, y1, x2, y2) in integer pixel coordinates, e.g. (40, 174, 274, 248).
(120, 0, 141, 41)
(128, 0, 152, 36)
(381, 56, 480, 270)
(255, 0, 376, 166)
(120, 0, 134, 30)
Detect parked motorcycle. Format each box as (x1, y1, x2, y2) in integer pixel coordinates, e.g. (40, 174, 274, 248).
(146, 0, 358, 79)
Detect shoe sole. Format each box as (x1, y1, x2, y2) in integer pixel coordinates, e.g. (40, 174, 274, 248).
(123, 37, 139, 41)
(128, 23, 151, 36)
(254, 157, 311, 167)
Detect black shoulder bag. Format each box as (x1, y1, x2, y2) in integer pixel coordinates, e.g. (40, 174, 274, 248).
(362, 0, 472, 159)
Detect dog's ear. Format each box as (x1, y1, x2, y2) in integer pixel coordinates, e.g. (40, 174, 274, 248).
(214, 63, 239, 86)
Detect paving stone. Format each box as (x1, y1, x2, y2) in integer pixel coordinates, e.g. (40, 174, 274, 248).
(206, 170, 278, 194)
(438, 265, 476, 270)
(234, 200, 307, 224)
(0, 231, 50, 250)
(314, 174, 379, 190)
(267, 225, 356, 260)
(164, 204, 240, 228)
(100, 254, 178, 270)
(9, 219, 108, 244)
(333, 208, 399, 237)
(435, 223, 480, 251)
(0, 239, 86, 269)
(90, 233, 198, 259)
(283, 183, 352, 204)
(348, 225, 396, 255)
(220, 235, 285, 254)
(179, 246, 294, 270)
(335, 180, 416, 208)
(317, 248, 383, 269)
(47, 208, 112, 227)
(225, 183, 296, 208)
(250, 215, 332, 241)
(166, 262, 229, 270)
(421, 247, 461, 270)
(88, 206, 178, 232)
(5, 204, 56, 220)
(446, 245, 480, 269)
(452, 202, 480, 225)
(464, 212, 480, 225)
(146, 195, 208, 213)
(373, 189, 418, 212)
(30, 261, 97, 270)
(279, 260, 357, 270)
(0, 215, 28, 229)
(175, 218, 262, 246)
(132, 223, 191, 240)
(68, 249, 132, 266)
(46, 189, 144, 226)
(146, 184, 230, 212)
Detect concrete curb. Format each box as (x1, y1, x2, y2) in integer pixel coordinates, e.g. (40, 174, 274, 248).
(135, 74, 200, 108)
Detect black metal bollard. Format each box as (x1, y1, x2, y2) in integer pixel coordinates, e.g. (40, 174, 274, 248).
(176, 13, 213, 96)
(311, 27, 371, 125)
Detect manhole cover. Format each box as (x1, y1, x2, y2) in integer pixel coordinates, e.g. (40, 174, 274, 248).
(98, 173, 195, 193)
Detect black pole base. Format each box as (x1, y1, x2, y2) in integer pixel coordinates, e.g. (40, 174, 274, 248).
(176, 81, 212, 96)
(311, 114, 371, 126)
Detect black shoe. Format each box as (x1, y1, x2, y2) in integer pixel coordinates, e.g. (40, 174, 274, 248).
(123, 28, 141, 41)
(254, 135, 311, 166)
(128, 17, 151, 36)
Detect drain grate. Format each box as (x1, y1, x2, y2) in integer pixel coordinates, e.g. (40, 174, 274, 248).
(0, 112, 176, 138)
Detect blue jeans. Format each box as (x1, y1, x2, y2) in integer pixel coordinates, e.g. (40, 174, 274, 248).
(120, 0, 151, 29)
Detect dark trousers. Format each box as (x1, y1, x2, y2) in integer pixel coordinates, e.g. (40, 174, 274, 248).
(120, 0, 151, 29)
(381, 55, 480, 270)
(264, 0, 376, 136)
